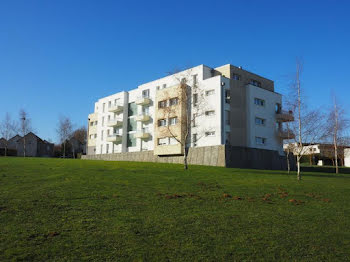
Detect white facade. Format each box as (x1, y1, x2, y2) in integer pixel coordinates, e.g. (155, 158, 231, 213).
(87, 64, 287, 156)
(345, 148, 350, 167)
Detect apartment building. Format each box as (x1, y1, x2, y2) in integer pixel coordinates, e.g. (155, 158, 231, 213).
(87, 64, 293, 158)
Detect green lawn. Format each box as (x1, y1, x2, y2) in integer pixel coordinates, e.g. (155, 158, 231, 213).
(0, 158, 349, 261)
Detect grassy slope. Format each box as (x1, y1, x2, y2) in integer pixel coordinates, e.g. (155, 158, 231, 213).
(0, 158, 349, 261)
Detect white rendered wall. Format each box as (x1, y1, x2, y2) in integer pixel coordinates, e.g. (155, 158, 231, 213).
(246, 84, 283, 155)
(345, 148, 350, 167)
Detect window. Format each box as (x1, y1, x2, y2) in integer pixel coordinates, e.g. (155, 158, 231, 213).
(156, 86, 160, 90)
(114, 99, 119, 106)
(193, 134, 197, 146)
(94, 134, 97, 138)
(254, 98, 265, 106)
(206, 90, 215, 96)
(128, 102, 137, 116)
(169, 137, 178, 145)
(169, 117, 178, 125)
(255, 117, 265, 125)
(158, 100, 167, 108)
(102, 117, 105, 126)
(225, 110, 230, 125)
(107, 129, 110, 136)
(162, 84, 167, 89)
(192, 113, 197, 127)
(169, 97, 178, 106)
(108, 115, 110, 121)
(193, 93, 198, 106)
(255, 137, 266, 145)
(142, 89, 150, 98)
(225, 89, 230, 104)
(101, 130, 104, 140)
(205, 110, 215, 116)
(275, 103, 282, 113)
(250, 79, 262, 87)
(158, 137, 168, 145)
(232, 73, 241, 80)
(158, 119, 167, 127)
(100, 145, 103, 154)
(95, 121, 98, 125)
(103, 103, 105, 113)
(192, 74, 198, 85)
(205, 131, 215, 137)
(108, 101, 111, 108)
(127, 134, 136, 147)
(142, 106, 149, 115)
(90, 122, 93, 126)
(127, 118, 137, 131)
(106, 144, 109, 154)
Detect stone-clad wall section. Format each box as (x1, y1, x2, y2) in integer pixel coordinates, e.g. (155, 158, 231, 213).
(82, 145, 293, 170)
(82, 145, 226, 166)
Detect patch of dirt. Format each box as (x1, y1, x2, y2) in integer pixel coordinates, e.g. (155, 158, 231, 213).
(322, 198, 331, 203)
(277, 187, 289, 198)
(233, 196, 243, 200)
(262, 193, 272, 202)
(223, 193, 232, 198)
(46, 232, 60, 238)
(288, 199, 304, 205)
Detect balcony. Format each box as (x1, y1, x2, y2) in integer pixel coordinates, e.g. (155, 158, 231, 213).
(135, 114, 150, 122)
(136, 96, 151, 105)
(107, 118, 123, 127)
(135, 129, 151, 139)
(276, 110, 294, 122)
(106, 134, 122, 143)
(277, 129, 295, 140)
(108, 104, 123, 113)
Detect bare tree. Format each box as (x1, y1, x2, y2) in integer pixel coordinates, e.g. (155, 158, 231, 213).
(158, 69, 211, 170)
(72, 127, 87, 144)
(57, 116, 73, 158)
(325, 96, 349, 173)
(0, 113, 17, 156)
(287, 61, 326, 180)
(19, 109, 32, 157)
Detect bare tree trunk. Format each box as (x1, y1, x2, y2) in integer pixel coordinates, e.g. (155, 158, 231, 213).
(4, 146, 7, 157)
(287, 153, 290, 174)
(23, 136, 26, 157)
(183, 146, 188, 170)
(63, 142, 66, 158)
(297, 64, 302, 181)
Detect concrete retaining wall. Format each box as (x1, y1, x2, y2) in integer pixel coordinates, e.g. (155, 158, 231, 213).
(82, 145, 225, 166)
(82, 145, 293, 170)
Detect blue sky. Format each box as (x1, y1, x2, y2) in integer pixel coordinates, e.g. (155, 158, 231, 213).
(1, 0, 349, 142)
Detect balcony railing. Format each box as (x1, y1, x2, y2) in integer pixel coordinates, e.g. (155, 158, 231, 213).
(136, 96, 151, 105)
(135, 128, 151, 139)
(106, 134, 122, 143)
(135, 113, 150, 122)
(277, 129, 295, 140)
(107, 118, 123, 127)
(108, 103, 123, 113)
(276, 110, 294, 122)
